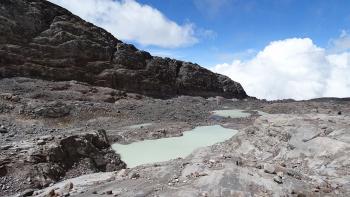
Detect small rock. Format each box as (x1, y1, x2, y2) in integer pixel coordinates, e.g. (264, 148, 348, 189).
(190, 171, 208, 178)
(277, 171, 284, 177)
(48, 189, 55, 196)
(92, 191, 98, 194)
(263, 164, 276, 174)
(0, 145, 12, 150)
(286, 169, 302, 180)
(235, 158, 243, 166)
(135, 191, 148, 197)
(0, 165, 7, 176)
(11, 95, 20, 102)
(255, 164, 263, 169)
(116, 169, 127, 177)
(37, 140, 45, 145)
(0, 127, 8, 133)
(290, 189, 296, 194)
(40, 135, 54, 141)
(63, 182, 73, 192)
(338, 111, 342, 115)
(273, 175, 283, 184)
(106, 190, 113, 195)
(18, 188, 35, 197)
(130, 172, 140, 179)
(322, 187, 332, 193)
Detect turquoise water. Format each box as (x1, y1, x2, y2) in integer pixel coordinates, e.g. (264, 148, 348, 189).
(112, 125, 237, 168)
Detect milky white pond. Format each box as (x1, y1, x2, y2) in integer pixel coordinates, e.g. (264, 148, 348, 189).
(112, 125, 237, 168)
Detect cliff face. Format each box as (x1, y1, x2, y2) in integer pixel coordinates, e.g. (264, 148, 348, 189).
(0, 0, 248, 99)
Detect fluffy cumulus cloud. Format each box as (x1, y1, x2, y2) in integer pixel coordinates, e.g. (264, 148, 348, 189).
(329, 30, 350, 53)
(48, 0, 198, 48)
(212, 38, 350, 100)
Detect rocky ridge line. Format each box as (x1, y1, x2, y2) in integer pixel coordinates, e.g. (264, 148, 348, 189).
(0, 0, 247, 99)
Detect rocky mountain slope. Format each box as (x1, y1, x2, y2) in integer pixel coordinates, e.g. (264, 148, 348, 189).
(0, 0, 247, 99)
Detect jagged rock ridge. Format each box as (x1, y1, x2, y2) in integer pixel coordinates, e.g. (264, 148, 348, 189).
(0, 0, 247, 99)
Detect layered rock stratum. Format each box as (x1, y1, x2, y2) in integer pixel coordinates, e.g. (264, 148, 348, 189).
(0, 0, 247, 99)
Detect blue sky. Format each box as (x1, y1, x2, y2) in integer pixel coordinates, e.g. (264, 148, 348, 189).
(50, 0, 350, 100)
(136, 0, 350, 66)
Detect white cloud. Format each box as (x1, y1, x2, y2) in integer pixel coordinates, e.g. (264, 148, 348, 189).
(48, 0, 198, 48)
(324, 53, 350, 97)
(329, 30, 350, 53)
(212, 38, 350, 100)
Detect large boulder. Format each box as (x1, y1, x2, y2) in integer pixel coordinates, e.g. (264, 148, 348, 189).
(0, 130, 125, 193)
(0, 0, 248, 99)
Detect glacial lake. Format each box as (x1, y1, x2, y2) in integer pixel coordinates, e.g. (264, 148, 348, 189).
(112, 125, 237, 168)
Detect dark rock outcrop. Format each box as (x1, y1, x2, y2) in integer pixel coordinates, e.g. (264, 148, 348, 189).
(0, 0, 248, 99)
(0, 130, 125, 193)
(32, 101, 71, 118)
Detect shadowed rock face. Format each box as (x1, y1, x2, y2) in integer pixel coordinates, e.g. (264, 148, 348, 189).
(0, 0, 248, 99)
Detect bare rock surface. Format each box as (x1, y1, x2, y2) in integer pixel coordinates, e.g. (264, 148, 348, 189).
(1, 129, 125, 196)
(0, 77, 349, 196)
(39, 114, 350, 197)
(0, 77, 251, 196)
(0, 0, 247, 99)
